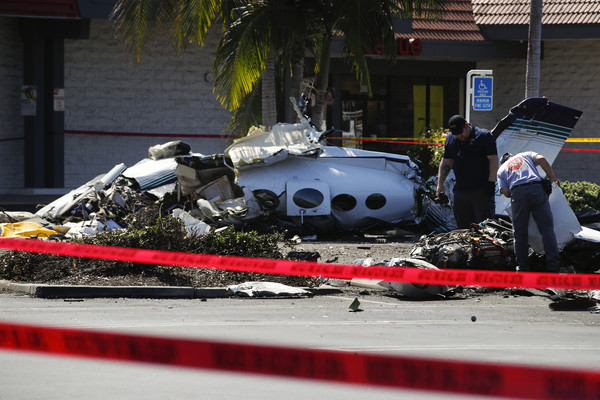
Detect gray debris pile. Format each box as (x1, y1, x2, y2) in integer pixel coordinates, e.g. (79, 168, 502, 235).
(0, 140, 267, 239)
(30, 142, 189, 238)
(1, 111, 444, 239)
(409, 218, 516, 271)
(351, 257, 456, 299)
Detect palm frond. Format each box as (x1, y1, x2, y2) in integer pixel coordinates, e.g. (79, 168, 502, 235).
(171, 0, 220, 53)
(223, 79, 263, 139)
(213, 3, 274, 110)
(111, 0, 228, 61)
(110, 0, 168, 62)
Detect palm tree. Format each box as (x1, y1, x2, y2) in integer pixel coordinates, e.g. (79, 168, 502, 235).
(305, 0, 446, 131)
(525, 0, 542, 98)
(213, 0, 446, 133)
(210, 0, 311, 132)
(214, 0, 339, 134)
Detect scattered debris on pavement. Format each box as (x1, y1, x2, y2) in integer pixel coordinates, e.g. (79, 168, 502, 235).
(226, 282, 311, 298)
(351, 257, 456, 299)
(348, 297, 362, 312)
(549, 297, 598, 312)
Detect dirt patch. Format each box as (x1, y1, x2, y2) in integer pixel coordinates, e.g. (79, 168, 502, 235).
(290, 237, 416, 265)
(0, 236, 416, 288)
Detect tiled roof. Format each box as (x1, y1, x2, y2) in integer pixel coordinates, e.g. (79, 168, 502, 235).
(473, 0, 600, 25)
(0, 0, 80, 19)
(397, 0, 485, 41)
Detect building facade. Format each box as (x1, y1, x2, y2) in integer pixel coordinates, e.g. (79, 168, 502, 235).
(0, 0, 599, 201)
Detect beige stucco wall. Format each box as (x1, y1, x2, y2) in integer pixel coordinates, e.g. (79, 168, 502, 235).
(63, 19, 230, 187)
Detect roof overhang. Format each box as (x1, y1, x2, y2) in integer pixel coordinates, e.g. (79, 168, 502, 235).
(20, 18, 90, 39)
(480, 24, 600, 41)
(0, 0, 81, 19)
(77, 0, 117, 19)
(0, 0, 118, 19)
(413, 40, 526, 59)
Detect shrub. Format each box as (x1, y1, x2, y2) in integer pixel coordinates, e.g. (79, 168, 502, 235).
(392, 127, 448, 180)
(558, 180, 600, 214)
(0, 212, 285, 284)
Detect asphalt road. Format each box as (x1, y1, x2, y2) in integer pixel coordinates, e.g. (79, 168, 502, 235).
(0, 290, 598, 400)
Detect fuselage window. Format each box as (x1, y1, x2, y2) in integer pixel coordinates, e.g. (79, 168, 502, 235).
(366, 193, 386, 210)
(331, 194, 357, 211)
(293, 188, 324, 209)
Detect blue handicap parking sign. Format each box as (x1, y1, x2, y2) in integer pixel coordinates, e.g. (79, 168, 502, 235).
(473, 77, 493, 110)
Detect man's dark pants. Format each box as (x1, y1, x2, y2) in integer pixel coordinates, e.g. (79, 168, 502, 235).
(452, 187, 494, 229)
(511, 183, 559, 272)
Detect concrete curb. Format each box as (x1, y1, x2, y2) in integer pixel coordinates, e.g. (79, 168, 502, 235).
(0, 280, 343, 299)
(0, 280, 228, 299)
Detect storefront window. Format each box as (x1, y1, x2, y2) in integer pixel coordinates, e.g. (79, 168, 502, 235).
(336, 73, 461, 153)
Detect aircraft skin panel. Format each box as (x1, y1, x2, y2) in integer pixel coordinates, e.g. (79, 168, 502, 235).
(321, 146, 413, 163)
(511, 119, 573, 140)
(499, 130, 566, 148)
(574, 226, 600, 243)
(497, 118, 575, 166)
(237, 155, 418, 230)
(225, 122, 322, 169)
(319, 147, 419, 177)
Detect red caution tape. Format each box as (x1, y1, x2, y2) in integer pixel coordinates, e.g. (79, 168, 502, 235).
(328, 137, 444, 145)
(0, 321, 599, 399)
(0, 238, 599, 290)
(329, 136, 600, 152)
(560, 148, 600, 153)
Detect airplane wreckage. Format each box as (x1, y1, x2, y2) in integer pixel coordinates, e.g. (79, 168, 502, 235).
(2, 97, 600, 277)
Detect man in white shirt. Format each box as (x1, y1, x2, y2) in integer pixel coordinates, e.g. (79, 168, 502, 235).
(497, 151, 559, 272)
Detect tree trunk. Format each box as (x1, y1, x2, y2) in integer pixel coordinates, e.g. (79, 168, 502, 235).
(286, 46, 305, 123)
(312, 90, 328, 131)
(311, 36, 332, 132)
(262, 54, 277, 128)
(525, 0, 542, 98)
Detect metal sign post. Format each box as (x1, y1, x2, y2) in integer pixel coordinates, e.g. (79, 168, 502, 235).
(465, 69, 493, 122)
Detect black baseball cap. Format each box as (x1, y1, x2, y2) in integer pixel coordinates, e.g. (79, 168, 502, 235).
(448, 115, 466, 135)
(501, 152, 513, 165)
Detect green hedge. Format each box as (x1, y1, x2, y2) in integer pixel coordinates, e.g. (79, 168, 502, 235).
(0, 211, 285, 282)
(558, 180, 600, 214)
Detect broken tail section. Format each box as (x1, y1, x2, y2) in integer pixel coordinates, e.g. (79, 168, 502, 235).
(492, 97, 582, 168)
(493, 97, 585, 251)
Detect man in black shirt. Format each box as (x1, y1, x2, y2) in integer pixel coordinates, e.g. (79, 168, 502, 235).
(436, 115, 499, 229)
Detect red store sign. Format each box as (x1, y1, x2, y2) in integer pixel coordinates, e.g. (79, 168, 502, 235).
(364, 38, 422, 56)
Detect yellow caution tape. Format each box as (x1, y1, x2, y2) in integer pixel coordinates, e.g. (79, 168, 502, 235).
(565, 138, 600, 142)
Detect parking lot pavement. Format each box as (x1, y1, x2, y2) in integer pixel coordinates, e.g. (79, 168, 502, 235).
(0, 292, 598, 399)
